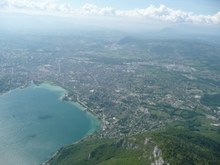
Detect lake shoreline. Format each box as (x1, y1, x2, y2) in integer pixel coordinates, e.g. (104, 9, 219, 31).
(0, 82, 102, 165)
(38, 82, 102, 165)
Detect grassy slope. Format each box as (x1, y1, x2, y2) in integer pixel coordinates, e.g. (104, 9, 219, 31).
(47, 127, 220, 165)
(149, 127, 220, 165)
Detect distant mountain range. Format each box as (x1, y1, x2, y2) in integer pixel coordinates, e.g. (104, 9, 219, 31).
(0, 12, 219, 36)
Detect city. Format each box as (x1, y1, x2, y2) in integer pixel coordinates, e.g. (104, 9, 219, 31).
(1, 30, 220, 140)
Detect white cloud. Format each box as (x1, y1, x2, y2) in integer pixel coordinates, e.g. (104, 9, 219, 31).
(211, 11, 220, 24)
(0, 0, 74, 13)
(0, 0, 220, 25)
(79, 3, 115, 16)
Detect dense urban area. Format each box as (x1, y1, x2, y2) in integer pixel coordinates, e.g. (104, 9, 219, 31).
(1, 30, 220, 140)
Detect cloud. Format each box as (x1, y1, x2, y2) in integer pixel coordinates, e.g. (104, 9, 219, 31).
(0, 0, 220, 25)
(79, 3, 115, 16)
(211, 11, 220, 24)
(114, 4, 220, 24)
(0, 0, 74, 12)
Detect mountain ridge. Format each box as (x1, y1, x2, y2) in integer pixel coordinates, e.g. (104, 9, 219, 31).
(45, 127, 220, 165)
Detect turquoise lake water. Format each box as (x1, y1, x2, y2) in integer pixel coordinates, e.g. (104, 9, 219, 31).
(0, 84, 101, 165)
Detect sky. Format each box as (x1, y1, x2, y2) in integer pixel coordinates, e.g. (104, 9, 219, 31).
(59, 0, 220, 14)
(0, 0, 220, 32)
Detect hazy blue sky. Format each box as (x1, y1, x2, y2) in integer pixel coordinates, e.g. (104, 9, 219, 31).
(0, 0, 220, 31)
(59, 0, 220, 14)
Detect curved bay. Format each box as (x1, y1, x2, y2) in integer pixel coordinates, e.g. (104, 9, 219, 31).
(0, 84, 101, 165)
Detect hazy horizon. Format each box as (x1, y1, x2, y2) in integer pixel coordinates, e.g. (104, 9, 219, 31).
(0, 0, 219, 35)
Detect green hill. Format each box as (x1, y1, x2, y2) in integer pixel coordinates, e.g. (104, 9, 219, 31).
(45, 127, 220, 165)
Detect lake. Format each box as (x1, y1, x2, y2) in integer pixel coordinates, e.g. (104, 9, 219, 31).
(0, 83, 101, 165)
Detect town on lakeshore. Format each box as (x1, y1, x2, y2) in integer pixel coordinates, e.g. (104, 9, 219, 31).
(0, 29, 220, 140)
(1, 0, 220, 164)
